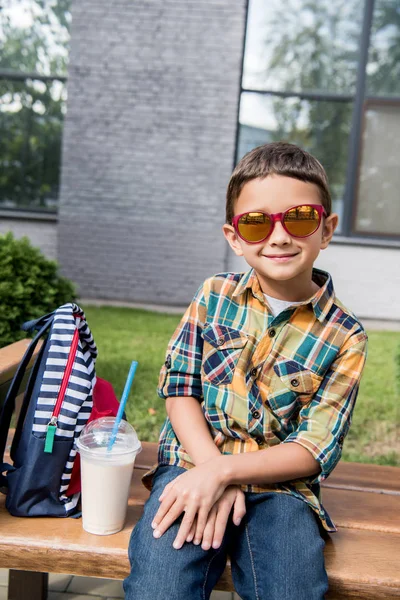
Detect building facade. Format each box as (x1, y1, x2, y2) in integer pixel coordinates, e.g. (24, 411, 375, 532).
(1, 0, 399, 320)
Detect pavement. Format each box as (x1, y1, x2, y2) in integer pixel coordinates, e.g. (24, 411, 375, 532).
(0, 569, 237, 600)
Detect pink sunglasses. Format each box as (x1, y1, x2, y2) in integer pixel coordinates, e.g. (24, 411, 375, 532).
(232, 204, 326, 244)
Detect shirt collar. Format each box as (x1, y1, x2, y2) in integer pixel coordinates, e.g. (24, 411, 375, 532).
(233, 268, 335, 323)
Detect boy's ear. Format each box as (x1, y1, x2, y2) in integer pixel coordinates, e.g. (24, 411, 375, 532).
(222, 223, 244, 256)
(320, 213, 339, 249)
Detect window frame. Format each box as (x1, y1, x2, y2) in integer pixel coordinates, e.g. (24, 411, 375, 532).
(236, 0, 400, 243)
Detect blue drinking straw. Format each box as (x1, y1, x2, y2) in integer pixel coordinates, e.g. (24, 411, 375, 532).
(107, 360, 138, 452)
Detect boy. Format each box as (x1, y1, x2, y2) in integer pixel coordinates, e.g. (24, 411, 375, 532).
(124, 142, 368, 600)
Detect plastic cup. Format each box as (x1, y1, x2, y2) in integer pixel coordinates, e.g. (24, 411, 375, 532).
(76, 417, 142, 535)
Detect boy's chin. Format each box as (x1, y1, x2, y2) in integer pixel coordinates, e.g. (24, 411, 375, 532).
(253, 265, 311, 283)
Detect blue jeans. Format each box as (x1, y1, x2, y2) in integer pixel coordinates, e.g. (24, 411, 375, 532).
(124, 466, 329, 600)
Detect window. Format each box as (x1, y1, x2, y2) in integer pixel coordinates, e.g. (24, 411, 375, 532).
(238, 0, 400, 240)
(354, 100, 400, 236)
(0, 1, 71, 212)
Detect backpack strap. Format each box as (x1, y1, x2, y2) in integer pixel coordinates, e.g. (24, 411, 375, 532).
(21, 312, 55, 334)
(10, 337, 48, 462)
(0, 318, 53, 487)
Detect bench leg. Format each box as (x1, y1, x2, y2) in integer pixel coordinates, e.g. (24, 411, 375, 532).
(8, 570, 48, 600)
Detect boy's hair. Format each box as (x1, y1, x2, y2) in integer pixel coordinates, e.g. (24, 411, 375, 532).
(226, 142, 332, 224)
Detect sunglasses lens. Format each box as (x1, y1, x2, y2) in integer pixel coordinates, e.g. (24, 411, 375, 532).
(284, 205, 320, 237)
(238, 212, 272, 242)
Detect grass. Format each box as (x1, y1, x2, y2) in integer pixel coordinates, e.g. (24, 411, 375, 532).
(341, 331, 400, 466)
(83, 305, 400, 466)
(83, 306, 180, 442)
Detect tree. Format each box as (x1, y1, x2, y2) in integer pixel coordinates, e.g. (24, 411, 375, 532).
(0, 0, 71, 209)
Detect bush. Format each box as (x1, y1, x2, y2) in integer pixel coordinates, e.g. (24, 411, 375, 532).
(0, 232, 76, 348)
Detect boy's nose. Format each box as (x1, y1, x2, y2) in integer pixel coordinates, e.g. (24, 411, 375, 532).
(267, 221, 292, 245)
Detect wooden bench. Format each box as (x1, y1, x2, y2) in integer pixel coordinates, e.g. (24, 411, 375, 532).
(1, 341, 400, 599)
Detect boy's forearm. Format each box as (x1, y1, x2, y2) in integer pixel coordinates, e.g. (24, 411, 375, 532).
(218, 442, 321, 486)
(166, 397, 320, 482)
(166, 396, 221, 465)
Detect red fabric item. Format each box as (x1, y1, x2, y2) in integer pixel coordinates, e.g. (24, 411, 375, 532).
(66, 377, 121, 496)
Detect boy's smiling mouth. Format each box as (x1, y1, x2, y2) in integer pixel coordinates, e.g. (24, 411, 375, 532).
(263, 253, 299, 262)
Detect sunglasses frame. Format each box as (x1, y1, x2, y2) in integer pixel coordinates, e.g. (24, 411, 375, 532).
(232, 204, 327, 244)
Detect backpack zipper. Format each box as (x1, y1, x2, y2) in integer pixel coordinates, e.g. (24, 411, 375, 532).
(44, 326, 80, 453)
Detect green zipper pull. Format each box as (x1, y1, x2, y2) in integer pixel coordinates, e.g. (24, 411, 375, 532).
(44, 417, 57, 453)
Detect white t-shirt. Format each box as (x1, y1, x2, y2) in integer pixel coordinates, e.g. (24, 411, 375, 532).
(263, 293, 304, 317)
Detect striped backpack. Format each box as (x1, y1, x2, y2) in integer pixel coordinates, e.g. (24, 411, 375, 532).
(0, 303, 99, 517)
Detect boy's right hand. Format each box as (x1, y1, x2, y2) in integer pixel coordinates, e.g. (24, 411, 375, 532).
(185, 485, 246, 551)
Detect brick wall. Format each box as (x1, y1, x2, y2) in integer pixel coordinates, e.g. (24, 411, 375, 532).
(58, 0, 247, 304)
(0, 217, 58, 261)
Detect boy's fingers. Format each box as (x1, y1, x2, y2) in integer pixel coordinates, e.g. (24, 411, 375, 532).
(158, 480, 174, 502)
(232, 491, 246, 526)
(152, 483, 175, 528)
(153, 501, 186, 539)
(193, 506, 210, 545)
(173, 507, 197, 549)
(212, 503, 231, 549)
(186, 519, 197, 543)
(201, 507, 217, 550)
(152, 493, 179, 532)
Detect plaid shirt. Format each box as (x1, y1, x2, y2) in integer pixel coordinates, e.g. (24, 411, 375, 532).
(147, 268, 368, 532)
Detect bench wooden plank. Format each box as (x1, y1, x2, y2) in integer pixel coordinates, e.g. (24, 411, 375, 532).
(1, 491, 399, 599)
(0, 339, 42, 386)
(323, 487, 400, 533)
(0, 339, 43, 417)
(324, 461, 400, 495)
(324, 529, 400, 599)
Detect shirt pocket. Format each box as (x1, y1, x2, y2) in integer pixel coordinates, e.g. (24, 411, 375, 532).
(267, 358, 323, 421)
(201, 323, 248, 385)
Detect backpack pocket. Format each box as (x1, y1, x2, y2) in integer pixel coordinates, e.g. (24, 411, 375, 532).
(202, 323, 248, 385)
(6, 436, 78, 517)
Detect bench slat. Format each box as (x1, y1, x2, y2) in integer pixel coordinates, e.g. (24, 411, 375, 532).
(323, 487, 400, 533)
(325, 461, 400, 495)
(1, 499, 399, 599)
(0, 339, 42, 387)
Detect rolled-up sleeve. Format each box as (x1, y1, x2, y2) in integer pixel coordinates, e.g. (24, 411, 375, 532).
(283, 333, 368, 483)
(157, 284, 207, 401)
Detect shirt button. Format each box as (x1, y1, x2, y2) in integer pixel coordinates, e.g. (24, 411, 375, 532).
(217, 337, 225, 346)
(255, 436, 264, 445)
(291, 378, 299, 388)
(252, 410, 261, 419)
(268, 328, 276, 338)
(339, 434, 345, 446)
(251, 368, 258, 377)
(165, 355, 171, 368)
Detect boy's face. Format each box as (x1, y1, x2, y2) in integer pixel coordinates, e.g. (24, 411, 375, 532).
(223, 175, 338, 299)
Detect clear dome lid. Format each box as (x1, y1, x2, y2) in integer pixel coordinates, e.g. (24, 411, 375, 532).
(76, 416, 141, 456)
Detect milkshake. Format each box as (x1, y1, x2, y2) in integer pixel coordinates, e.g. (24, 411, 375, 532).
(76, 417, 141, 535)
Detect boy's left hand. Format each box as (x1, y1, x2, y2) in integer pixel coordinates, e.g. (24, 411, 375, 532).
(186, 485, 246, 550)
(151, 458, 228, 549)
